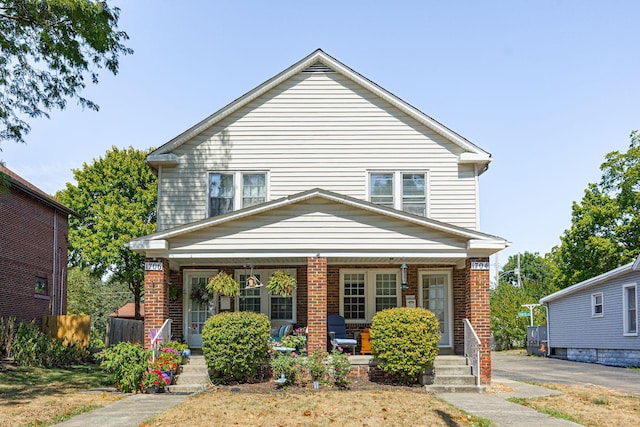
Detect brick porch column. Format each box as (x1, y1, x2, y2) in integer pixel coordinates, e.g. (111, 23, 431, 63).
(143, 258, 170, 349)
(467, 257, 491, 385)
(307, 256, 327, 354)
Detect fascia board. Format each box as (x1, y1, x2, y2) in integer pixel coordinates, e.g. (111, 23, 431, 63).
(540, 261, 635, 304)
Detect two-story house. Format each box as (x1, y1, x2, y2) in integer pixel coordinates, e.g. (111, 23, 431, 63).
(0, 165, 75, 323)
(128, 50, 508, 384)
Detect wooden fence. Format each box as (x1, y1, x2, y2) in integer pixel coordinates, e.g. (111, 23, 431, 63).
(41, 315, 91, 348)
(106, 317, 144, 347)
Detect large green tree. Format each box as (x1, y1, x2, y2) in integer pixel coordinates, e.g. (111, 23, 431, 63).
(67, 266, 131, 343)
(56, 146, 156, 319)
(0, 0, 131, 144)
(551, 131, 640, 288)
(491, 251, 555, 350)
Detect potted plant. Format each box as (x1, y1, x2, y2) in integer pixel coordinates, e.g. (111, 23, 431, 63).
(142, 369, 170, 393)
(267, 270, 297, 296)
(207, 272, 240, 297)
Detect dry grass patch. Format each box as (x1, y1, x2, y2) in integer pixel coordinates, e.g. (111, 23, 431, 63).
(509, 383, 640, 427)
(0, 363, 122, 427)
(147, 388, 489, 427)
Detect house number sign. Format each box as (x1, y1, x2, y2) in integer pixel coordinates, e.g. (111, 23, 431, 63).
(471, 262, 490, 271)
(144, 261, 163, 271)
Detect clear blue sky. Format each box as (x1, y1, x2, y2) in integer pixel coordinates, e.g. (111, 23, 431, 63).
(3, 1, 639, 271)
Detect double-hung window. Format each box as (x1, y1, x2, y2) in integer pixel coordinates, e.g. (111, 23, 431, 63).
(592, 292, 603, 317)
(235, 269, 296, 322)
(340, 269, 400, 322)
(369, 171, 427, 216)
(623, 284, 637, 336)
(209, 171, 267, 217)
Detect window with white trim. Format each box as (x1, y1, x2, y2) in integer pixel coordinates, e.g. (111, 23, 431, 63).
(340, 269, 401, 322)
(209, 171, 267, 216)
(592, 292, 603, 317)
(235, 269, 296, 321)
(369, 171, 427, 216)
(623, 284, 637, 336)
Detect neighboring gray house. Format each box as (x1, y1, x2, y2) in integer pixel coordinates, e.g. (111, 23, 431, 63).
(540, 255, 639, 367)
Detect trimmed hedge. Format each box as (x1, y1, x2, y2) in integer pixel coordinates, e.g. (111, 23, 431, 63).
(202, 311, 270, 384)
(370, 307, 440, 384)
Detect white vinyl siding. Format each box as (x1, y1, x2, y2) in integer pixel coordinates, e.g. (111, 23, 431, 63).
(623, 284, 637, 336)
(340, 269, 401, 322)
(169, 198, 469, 254)
(156, 72, 477, 231)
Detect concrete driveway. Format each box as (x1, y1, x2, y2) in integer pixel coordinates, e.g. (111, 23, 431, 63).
(492, 351, 640, 396)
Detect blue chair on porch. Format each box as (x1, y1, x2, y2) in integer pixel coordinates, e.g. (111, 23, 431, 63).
(327, 314, 357, 354)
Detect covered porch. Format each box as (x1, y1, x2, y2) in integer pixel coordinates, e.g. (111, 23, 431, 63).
(129, 190, 506, 384)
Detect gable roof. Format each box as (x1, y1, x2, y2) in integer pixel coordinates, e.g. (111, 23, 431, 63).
(0, 165, 77, 216)
(128, 188, 508, 254)
(540, 254, 640, 304)
(148, 49, 492, 170)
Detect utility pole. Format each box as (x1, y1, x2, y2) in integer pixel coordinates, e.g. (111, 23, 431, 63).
(522, 303, 540, 327)
(516, 253, 522, 287)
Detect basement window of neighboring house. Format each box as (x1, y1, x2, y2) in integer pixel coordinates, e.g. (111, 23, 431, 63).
(623, 284, 637, 336)
(592, 292, 603, 317)
(340, 269, 401, 322)
(369, 171, 428, 216)
(209, 172, 267, 217)
(35, 277, 49, 297)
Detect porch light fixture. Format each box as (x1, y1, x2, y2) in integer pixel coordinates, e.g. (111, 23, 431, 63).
(401, 263, 408, 290)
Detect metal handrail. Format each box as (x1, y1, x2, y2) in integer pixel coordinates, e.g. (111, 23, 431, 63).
(151, 318, 172, 363)
(463, 318, 481, 386)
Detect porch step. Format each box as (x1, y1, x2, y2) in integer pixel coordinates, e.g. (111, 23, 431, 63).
(167, 354, 210, 394)
(424, 355, 484, 393)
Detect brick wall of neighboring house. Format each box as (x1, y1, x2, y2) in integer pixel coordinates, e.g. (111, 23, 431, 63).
(0, 179, 70, 323)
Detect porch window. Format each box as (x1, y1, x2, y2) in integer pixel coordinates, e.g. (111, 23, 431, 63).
(340, 269, 401, 322)
(235, 269, 296, 321)
(239, 274, 262, 313)
(592, 292, 603, 317)
(623, 284, 637, 335)
(208, 171, 267, 217)
(369, 171, 428, 216)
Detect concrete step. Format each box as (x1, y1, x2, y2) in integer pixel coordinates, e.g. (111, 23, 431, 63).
(434, 355, 468, 366)
(167, 383, 208, 394)
(435, 365, 472, 376)
(425, 384, 486, 393)
(175, 373, 210, 385)
(433, 374, 477, 386)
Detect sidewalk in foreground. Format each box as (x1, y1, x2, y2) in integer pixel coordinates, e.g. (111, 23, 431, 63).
(54, 376, 582, 427)
(438, 376, 582, 426)
(52, 393, 189, 427)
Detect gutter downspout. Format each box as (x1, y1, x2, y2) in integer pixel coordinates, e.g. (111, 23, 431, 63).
(544, 303, 551, 357)
(52, 211, 58, 315)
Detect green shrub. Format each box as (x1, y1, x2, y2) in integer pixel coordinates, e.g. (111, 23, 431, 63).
(202, 311, 270, 384)
(370, 307, 440, 384)
(98, 341, 150, 393)
(0, 316, 17, 359)
(270, 352, 303, 386)
(10, 320, 90, 368)
(327, 349, 351, 387)
(305, 351, 328, 382)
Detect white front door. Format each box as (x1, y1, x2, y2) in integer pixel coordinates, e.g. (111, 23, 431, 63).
(419, 270, 452, 347)
(184, 270, 218, 348)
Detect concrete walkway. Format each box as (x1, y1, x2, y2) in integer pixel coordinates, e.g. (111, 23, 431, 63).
(52, 393, 189, 427)
(438, 376, 582, 426)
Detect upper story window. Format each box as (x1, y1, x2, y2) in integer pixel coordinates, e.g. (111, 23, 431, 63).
(369, 171, 427, 216)
(35, 277, 48, 296)
(209, 172, 267, 217)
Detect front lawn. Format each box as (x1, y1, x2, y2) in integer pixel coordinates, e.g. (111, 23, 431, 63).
(0, 363, 122, 426)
